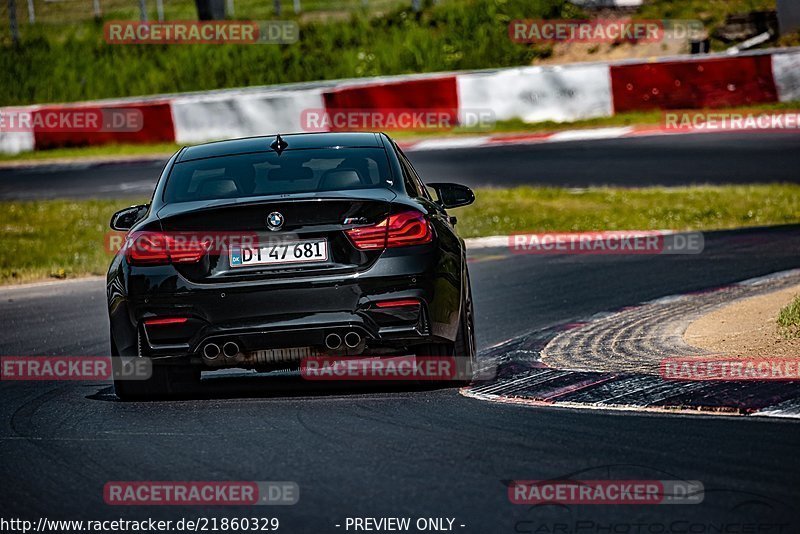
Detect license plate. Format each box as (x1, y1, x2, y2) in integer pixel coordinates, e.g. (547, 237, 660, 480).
(230, 239, 328, 267)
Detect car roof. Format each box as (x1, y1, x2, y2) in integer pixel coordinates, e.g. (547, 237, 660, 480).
(176, 132, 386, 162)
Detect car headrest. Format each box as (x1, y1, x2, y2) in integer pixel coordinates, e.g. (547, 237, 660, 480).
(319, 168, 363, 191)
(269, 166, 314, 181)
(197, 178, 240, 198)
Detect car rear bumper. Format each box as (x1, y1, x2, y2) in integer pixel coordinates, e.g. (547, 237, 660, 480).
(109, 249, 462, 361)
(142, 307, 431, 355)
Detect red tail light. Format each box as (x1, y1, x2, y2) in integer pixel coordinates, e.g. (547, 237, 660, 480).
(346, 210, 432, 250)
(126, 232, 169, 265)
(125, 232, 211, 266)
(386, 211, 433, 248)
(345, 219, 388, 250)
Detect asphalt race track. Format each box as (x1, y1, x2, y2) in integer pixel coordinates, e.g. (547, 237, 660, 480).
(1, 134, 800, 531)
(1, 132, 799, 200)
(2, 224, 800, 531)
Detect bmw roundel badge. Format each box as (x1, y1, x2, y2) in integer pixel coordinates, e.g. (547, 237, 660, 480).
(267, 211, 284, 231)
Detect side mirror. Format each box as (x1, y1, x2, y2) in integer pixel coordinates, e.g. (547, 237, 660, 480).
(110, 204, 149, 231)
(427, 183, 475, 209)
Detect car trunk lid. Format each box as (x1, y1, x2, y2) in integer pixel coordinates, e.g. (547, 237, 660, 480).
(155, 189, 395, 283)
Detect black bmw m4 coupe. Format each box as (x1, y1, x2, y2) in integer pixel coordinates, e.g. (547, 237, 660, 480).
(107, 132, 477, 399)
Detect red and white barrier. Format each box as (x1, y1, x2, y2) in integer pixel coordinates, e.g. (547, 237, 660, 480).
(457, 63, 613, 123)
(32, 101, 175, 150)
(772, 49, 800, 102)
(0, 106, 36, 154)
(1, 47, 798, 154)
(324, 76, 459, 118)
(171, 88, 326, 144)
(610, 54, 778, 112)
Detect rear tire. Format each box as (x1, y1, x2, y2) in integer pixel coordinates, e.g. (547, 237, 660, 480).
(415, 270, 476, 384)
(110, 328, 201, 401)
(113, 362, 201, 401)
(454, 269, 477, 382)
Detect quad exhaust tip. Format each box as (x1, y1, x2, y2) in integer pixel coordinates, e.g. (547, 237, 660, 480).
(203, 342, 220, 360)
(222, 341, 240, 358)
(325, 333, 342, 350)
(344, 331, 361, 348)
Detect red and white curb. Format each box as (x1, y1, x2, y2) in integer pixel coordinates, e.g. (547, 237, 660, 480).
(461, 269, 800, 419)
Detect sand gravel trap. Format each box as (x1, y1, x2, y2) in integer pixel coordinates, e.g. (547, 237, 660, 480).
(683, 283, 800, 358)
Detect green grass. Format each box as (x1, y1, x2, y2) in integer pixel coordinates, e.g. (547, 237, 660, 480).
(0, 199, 144, 284)
(2, 184, 799, 285)
(778, 295, 800, 339)
(2, 0, 784, 106)
(1, 0, 574, 105)
(455, 184, 800, 238)
(4, 0, 413, 27)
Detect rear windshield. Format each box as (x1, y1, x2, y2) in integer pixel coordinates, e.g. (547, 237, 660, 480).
(164, 148, 392, 203)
